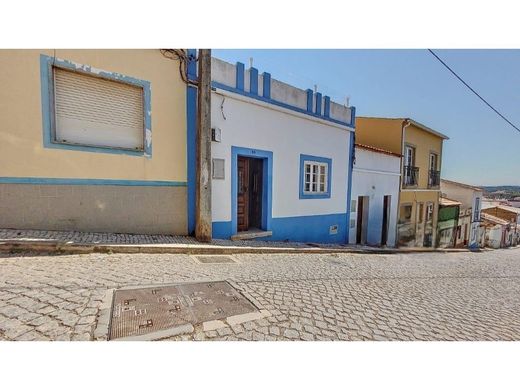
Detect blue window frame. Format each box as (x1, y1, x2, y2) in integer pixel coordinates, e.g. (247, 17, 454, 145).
(299, 154, 332, 199)
(40, 54, 152, 157)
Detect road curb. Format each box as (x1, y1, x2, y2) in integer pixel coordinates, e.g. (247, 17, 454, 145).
(0, 239, 480, 256)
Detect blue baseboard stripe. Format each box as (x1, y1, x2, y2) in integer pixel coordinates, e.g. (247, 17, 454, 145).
(213, 213, 347, 244)
(0, 177, 187, 187)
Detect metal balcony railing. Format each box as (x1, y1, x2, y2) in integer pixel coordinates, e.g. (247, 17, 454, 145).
(428, 170, 441, 188)
(403, 165, 419, 187)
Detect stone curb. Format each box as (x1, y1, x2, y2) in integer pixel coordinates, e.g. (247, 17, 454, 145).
(0, 240, 484, 256)
(93, 288, 115, 341)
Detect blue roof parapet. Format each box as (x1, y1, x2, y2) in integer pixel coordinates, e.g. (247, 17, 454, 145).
(211, 57, 355, 128)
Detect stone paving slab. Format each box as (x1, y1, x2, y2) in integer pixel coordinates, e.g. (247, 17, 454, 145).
(0, 248, 519, 341)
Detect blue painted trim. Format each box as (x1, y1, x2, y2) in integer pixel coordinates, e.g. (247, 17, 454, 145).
(262, 72, 271, 98)
(324, 96, 331, 118)
(212, 221, 233, 239)
(213, 213, 347, 244)
(187, 89, 197, 234)
(40, 54, 152, 157)
(299, 154, 332, 199)
(306, 89, 313, 112)
(0, 177, 186, 186)
(230, 146, 273, 236)
(236, 62, 245, 90)
(212, 81, 353, 128)
(186, 49, 198, 234)
(249, 67, 258, 95)
(345, 131, 355, 243)
(315, 92, 322, 115)
(350, 106, 356, 128)
(187, 49, 197, 82)
(266, 213, 347, 243)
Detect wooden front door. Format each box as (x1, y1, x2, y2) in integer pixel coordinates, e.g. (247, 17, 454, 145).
(249, 159, 263, 229)
(356, 196, 364, 244)
(237, 157, 250, 231)
(381, 195, 390, 246)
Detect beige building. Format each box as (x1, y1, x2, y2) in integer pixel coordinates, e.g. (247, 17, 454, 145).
(0, 49, 190, 234)
(356, 117, 449, 247)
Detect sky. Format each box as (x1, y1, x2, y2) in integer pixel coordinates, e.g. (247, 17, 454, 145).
(213, 49, 520, 187)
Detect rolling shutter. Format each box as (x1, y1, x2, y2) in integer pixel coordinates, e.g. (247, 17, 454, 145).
(54, 68, 144, 150)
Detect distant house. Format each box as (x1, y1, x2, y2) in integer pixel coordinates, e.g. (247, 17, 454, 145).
(481, 205, 520, 247)
(440, 179, 484, 248)
(437, 197, 461, 248)
(480, 213, 514, 248)
(356, 117, 449, 248)
(349, 143, 401, 247)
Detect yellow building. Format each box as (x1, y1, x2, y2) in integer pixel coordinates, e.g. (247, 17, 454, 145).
(355, 117, 449, 247)
(0, 49, 190, 234)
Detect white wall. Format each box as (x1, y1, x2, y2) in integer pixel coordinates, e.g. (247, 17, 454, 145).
(211, 89, 351, 223)
(349, 148, 401, 246)
(486, 225, 503, 248)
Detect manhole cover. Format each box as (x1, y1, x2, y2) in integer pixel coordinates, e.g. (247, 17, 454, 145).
(192, 255, 237, 264)
(109, 281, 256, 340)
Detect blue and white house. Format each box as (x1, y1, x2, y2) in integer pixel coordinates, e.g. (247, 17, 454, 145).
(206, 57, 356, 243)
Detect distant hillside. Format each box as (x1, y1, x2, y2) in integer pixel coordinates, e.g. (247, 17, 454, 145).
(483, 186, 520, 199)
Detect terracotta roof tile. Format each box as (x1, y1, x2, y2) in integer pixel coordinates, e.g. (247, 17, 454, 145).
(355, 143, 402, 158)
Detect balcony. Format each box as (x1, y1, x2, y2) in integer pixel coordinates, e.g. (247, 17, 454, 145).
(403, 165, 419, 187)
(428, 170, 441, 188)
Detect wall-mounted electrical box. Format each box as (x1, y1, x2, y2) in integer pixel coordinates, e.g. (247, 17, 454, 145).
(211, 127, 222, 142)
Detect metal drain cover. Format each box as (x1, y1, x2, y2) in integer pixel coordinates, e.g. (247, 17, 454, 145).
(109, 281, 256, 340)
(192, 255, 236, 264)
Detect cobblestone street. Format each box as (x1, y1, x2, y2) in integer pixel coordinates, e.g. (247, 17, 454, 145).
(0, 248, 519, 341)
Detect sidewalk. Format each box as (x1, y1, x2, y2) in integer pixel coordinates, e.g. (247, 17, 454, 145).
(0, 228, 478, 255)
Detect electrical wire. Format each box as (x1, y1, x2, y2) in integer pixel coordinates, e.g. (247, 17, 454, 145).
(160, 49, 198, 86)
(428, 49, 520, 134)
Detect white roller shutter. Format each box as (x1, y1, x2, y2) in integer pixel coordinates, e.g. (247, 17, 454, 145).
(54, 68, 144, 150)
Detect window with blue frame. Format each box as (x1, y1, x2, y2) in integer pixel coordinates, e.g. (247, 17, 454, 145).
(299, 154, 332, 199)
(40, 54, 152, 156)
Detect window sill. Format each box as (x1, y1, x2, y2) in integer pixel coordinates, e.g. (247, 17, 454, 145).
(300, 193, 331, 199)
(45, 140, 149, 157)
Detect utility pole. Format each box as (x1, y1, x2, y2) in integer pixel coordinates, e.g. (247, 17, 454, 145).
(195, 49, 212, 242)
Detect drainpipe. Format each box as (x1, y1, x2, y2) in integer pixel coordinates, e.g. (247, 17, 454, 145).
(396, 118, 411, 247)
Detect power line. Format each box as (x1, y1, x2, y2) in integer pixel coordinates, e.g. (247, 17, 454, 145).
(427, 49, 520, 134)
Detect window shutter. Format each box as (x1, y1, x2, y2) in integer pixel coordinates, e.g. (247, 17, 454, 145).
(54, 68, 144, 150)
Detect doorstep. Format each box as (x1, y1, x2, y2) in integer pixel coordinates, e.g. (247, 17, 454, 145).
(231, 229, 273, 241)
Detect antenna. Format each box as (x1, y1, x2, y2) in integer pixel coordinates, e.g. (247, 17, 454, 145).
(345, 96, 350, 107)
(314, 84, 318, 93)
(249, 57, 253, 68)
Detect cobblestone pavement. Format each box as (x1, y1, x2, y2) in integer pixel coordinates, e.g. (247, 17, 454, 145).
(0, 248, 519, 341)
(0, 228, 340, 248)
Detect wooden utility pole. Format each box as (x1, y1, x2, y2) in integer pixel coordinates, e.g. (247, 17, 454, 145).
(195, 49, 212, 242)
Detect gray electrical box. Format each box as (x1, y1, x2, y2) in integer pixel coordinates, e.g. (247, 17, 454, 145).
(212, 158, 225, 179)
